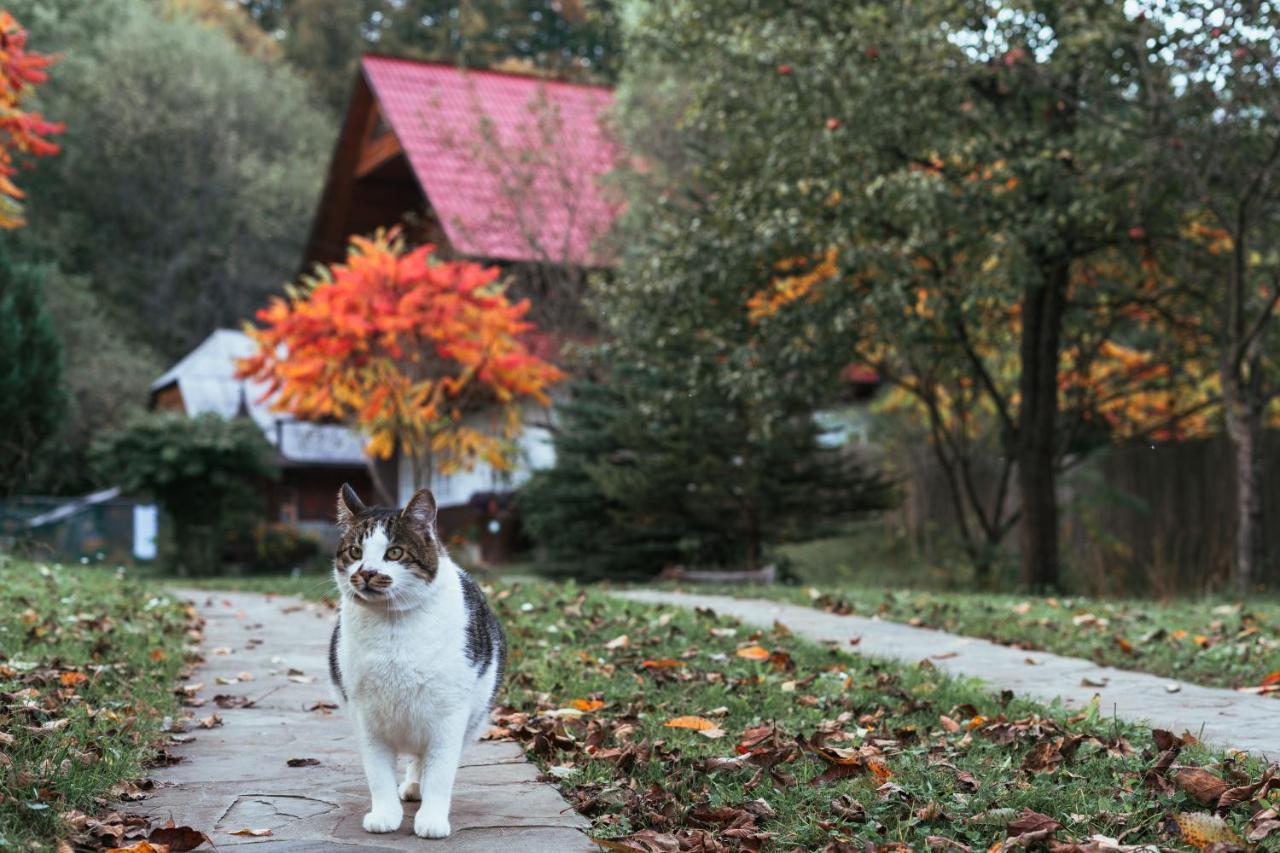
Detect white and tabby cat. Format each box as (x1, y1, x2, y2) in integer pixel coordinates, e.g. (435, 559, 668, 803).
(328, 484, 506, 839)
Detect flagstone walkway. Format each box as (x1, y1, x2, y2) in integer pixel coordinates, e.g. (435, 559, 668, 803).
(614, 590, 1280, 758)
(137, 590, 590, 851)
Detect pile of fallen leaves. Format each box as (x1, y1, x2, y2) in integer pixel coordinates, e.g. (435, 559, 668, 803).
(492, 583, 1280, 852)
(0, 561, 200, 850)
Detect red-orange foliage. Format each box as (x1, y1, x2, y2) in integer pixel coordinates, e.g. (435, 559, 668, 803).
(237, 231, 563, 476)
(0, 12, 62, 228)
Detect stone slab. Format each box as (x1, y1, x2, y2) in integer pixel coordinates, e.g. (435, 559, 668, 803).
(133, 589, 591, 851)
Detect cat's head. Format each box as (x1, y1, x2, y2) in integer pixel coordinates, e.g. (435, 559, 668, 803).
(333, 483, 440, 608)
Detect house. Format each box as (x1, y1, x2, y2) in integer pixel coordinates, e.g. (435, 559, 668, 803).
(306, 54, 618, 332)
(148, 329, 377, 540)
(151, 57, 618, 559)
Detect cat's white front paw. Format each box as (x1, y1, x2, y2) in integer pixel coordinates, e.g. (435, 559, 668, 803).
(413, 810, 451, 839)
(362, 808, 402, 833)
(398, 780, 421, 801)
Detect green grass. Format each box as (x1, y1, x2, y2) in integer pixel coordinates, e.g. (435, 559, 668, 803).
(0, 557, 194, 851)
(664, 582, 1280, 693)
(492, 581, 1278, 849)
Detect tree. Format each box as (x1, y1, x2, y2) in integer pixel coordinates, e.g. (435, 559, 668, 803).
(0, 10, 61, 229)
(92, 412, 276, 574)
(28, 266, 163, 494)
(0, 245, 66, 494)
(1153, 1, 1280, 594)
(524, 357, 894, 577)
(620, 0, 1205, 589)
(237, 230, 563, 498)
(9, 0, 331, 359)
(236, 0, 621, 112)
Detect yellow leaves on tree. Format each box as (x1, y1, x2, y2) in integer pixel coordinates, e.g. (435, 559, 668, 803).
(746, 247, 839, 322)
(237, 230, 563, 477)
(0, 12, 62, 229)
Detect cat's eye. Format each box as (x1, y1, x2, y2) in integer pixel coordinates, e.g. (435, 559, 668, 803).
(347, 545, 362, 560)
(385, 546, 405, 561)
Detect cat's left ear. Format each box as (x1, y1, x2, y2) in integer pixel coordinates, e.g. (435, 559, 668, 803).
(402, 487, 437, 533)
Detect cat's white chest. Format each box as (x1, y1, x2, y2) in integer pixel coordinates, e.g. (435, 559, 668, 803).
(340, 607, 472, 748)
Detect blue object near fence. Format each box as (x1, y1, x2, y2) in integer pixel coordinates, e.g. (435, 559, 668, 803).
(0, 489, 153, 564)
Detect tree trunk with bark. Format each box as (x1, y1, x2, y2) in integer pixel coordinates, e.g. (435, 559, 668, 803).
(1016, 259, 1068, 590)
(1227, 397, 1266, 596)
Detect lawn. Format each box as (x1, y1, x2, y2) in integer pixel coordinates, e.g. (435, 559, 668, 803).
(150, 569, 1280, 848)
(662, 581, 1280, 696)
(0, 558, 196, 851)
(490, 581, 1280, 850)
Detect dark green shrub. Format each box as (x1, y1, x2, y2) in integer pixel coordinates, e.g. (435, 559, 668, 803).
(92, 412, 277, 574)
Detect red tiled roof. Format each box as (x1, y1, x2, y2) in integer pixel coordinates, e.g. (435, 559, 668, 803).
(362, 55, 619, 267)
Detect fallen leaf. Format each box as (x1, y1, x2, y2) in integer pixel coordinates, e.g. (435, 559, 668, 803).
(735, 645, 770, 661)
(1006, 809, 1062, 844)
(106, 843, 169, 853)
(1175, 767, 1228, 806)
(640, 658, 685, 669)
(286, 757, 320, 767)
(664, 715, 717, 731)
(147, 825, 209, 852)
(604, 634, 629, 650)
(1174, 812, 1243, 849)
(570, 699, 606, 712)
(830, 794, 866, 821)
(197, 715, 222, 729)
(227, 828, 273, 837)
(1246, 807, 1280, 842)
(59, 671, 89, 687)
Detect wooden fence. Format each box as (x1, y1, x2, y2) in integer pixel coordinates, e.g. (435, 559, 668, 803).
(892, 434, 1280, 595)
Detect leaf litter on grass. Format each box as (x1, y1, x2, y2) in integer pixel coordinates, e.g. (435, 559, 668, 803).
(490, 582, 1280, 852)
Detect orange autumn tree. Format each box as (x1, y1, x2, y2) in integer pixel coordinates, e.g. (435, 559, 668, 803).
(237, 230, 563, 496)
(0, 11, 62, 228)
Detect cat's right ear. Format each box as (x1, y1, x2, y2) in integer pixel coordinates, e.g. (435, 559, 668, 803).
(336, 483, 365, 529)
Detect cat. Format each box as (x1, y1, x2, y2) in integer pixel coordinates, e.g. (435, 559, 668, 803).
(327, 483, 506, 838)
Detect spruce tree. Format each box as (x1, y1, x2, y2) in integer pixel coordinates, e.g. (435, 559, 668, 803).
(0, 247, 67, 495)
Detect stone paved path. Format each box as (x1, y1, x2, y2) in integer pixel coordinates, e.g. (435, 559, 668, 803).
(615, 590, 1280, 758)
(138, 590, 590, 851)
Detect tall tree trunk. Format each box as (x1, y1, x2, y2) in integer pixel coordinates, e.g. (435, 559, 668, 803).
(1016, 260, 1067, 590)
(1225, 382, 1266, 596)
(1223, 223, 1268, 596)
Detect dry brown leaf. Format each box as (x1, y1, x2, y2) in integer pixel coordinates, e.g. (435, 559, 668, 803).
(735, 645, 770, 661)
(147, 825, 209, 852)
(1246, 807, 1280, 842)
(1175, 767, 1228, 806)
(227, 828, 273, 837)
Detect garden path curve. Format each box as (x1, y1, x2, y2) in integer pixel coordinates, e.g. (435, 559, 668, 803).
(614, 590, 1280, 758)
(136, 589, 591, 852)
